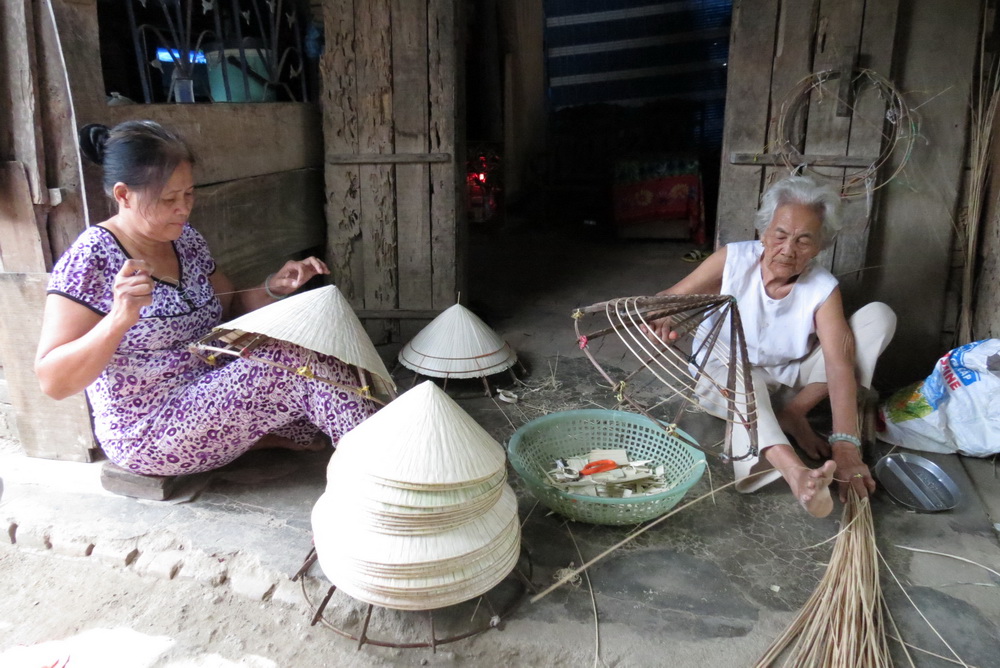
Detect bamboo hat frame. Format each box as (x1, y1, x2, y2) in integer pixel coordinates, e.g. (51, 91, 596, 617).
(572, 294, 758, 462)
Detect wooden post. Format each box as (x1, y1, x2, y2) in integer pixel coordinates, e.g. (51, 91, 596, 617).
(323, 0, 365, 307)
(393, 0, 433, 311)
(428, 0, 459, 308)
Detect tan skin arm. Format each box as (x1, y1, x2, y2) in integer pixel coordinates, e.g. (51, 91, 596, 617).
(814, 288, 875, 501)
(35, 258, 154, 400)
(219, 257, 330, 318)
(644, 246, 728, 342)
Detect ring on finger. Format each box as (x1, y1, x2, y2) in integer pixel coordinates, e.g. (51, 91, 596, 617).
(852, 473, 864, 479)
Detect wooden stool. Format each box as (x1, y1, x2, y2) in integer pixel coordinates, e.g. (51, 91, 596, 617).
(100, 461, 182, 501)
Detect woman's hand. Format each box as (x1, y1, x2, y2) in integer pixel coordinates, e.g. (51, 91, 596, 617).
(266, 257, 330, 297)
(641, 317, 680, 345)
(831, 443, 876, 502)
(110, 259, 154, 328)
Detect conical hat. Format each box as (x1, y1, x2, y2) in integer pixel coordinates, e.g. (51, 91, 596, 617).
(215, 285, 394, 388)
(398, 304, 517, 379)
(327, 381, 506, 487)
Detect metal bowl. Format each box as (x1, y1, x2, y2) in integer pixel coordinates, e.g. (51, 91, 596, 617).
(873, 452, 961, 512)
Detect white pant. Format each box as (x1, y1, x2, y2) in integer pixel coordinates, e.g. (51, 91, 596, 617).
(697, 302, 897, 492)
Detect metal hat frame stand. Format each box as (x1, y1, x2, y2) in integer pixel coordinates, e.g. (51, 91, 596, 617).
(290, 546, 536, 651)
(572, 294, 759, 463)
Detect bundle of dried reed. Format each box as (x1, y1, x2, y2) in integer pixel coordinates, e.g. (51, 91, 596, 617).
(755, 490, 903, 667)
(957, 10, 1000, 344)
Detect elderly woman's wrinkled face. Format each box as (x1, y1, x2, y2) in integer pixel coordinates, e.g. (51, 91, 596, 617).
(760, 203, 823, 282)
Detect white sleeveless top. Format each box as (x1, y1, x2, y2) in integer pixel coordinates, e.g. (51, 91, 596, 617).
(697, 240, 838, 387)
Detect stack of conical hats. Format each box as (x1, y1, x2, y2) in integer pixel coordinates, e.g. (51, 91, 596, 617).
(311, 381, 520, 610)
(214, 285, 395, 395)
(398, 304, 517, 379)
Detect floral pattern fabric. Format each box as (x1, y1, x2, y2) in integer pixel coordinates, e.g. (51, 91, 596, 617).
(47, 224, 375, 475)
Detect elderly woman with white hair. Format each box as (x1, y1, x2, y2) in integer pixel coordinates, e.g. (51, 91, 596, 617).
(648, 176, 896, 518)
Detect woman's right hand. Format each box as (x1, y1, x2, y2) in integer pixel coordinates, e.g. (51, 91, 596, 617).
(110, 259, 154, 327)
(642, 317, 680, 345)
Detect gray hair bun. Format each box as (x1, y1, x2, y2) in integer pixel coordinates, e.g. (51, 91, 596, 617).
(79, 124, 111, 165)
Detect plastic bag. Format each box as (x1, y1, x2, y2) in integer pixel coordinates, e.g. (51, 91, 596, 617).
(880, 339, 1000, 457)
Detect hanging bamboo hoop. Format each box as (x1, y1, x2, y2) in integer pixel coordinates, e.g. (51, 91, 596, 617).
(572, 294, 758, 462)
(773, 69, 917, 198)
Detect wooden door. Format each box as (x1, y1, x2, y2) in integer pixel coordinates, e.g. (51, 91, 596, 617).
(321, 0, 463, 342)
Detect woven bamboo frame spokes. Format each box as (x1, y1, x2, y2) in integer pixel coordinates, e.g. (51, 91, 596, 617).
(188, 329, 391, 405)
(572, 294, 758, 461)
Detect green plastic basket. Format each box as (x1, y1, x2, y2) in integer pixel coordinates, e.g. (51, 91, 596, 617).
(507, 409, 706, 526)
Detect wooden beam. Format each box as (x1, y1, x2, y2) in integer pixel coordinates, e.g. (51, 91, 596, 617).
(392, 0, 433, 311)
(0, 273, 98, 462)
(355, 0, 398, 342)
(323, 0, 365, 307)
(326, 153, 449, 164)
(3, 0, 48, 205)
(730, 152, 877, 167)
(428, 0, 459, 308)
(36, 0, 88, 263)
(716, 0, 781, 246)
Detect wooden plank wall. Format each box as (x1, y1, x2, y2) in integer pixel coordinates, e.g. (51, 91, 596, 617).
(718, 0, 976, 386)
(322, 0, 462, 341)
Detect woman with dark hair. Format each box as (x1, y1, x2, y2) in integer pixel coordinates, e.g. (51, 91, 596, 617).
(649, 176, 896, 518)
(35, 120, 376, 476)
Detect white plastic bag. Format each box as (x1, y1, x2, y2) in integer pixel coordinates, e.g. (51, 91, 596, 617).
(880, 339, 1000, 457)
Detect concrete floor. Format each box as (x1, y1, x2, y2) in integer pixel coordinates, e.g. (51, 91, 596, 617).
(2, 217, 1000, 666)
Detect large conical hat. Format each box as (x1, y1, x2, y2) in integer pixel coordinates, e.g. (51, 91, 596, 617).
(398, 304, 517, 379)
(215, 285, 393, 389)
(328, 381, 506, 487)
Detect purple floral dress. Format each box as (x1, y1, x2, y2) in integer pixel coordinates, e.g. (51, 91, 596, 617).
(48, 224, 376, 475)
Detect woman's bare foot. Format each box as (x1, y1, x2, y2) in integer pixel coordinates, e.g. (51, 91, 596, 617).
(778, 408, 830, 460)
(788, 460, 837, 518)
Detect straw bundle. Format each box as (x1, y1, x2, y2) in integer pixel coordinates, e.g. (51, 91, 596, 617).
(755, 490, 895, 667)
(311, 381, 521, 610)
(212, 285, 394, 393)
(573, 294, 757, 461)
(398, 304, 517, 379)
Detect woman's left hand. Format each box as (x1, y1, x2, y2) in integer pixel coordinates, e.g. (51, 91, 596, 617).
(831, 443, 876, 502)
(267, 257, 330, 297)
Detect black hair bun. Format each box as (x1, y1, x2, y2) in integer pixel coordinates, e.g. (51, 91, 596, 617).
(79, 124, 111, 165)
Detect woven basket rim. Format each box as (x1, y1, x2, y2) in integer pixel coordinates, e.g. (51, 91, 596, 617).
(506, 408, 706, 507)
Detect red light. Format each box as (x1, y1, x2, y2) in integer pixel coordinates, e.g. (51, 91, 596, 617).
(478, 173, 487, 182)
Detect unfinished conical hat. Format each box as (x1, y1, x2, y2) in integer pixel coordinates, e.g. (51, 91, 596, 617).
(215, 285, 393, 389)
(327, 381, 505, 487)
(398, 303, 517, 379)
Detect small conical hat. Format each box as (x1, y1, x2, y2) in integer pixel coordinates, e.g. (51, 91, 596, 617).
(216, 285, 394, 388)
(398, 304, 517, 379)
(327, 381, 506, 487)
